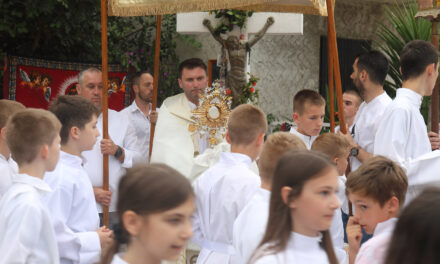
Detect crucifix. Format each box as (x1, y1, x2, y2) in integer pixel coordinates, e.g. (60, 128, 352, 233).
(177, 12, 303, 106)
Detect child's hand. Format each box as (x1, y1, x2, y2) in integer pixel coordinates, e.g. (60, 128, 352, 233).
(97, 226, 114, 253)
(346, 216, 362, 260)
(93, 187, 112, 207)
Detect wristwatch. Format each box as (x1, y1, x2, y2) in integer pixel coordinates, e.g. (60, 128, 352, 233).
(350, 146, 359, 157)
(114, 146, 123, 158)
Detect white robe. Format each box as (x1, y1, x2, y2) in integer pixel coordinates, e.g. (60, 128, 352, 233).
(43, 151, 101, 264)
(289, 127, 317, 150)
(0, 174, 59, 264)
(351, 92, 392, 172)
(354, 218, 396, 264)
(192, 152, 260, 264)
(110, 254, 127, 264)
(0, 154, 18, 198)
(150, 93, 208, 182)
(374, 88, 440, 203)
(251, 232, 347, 264)
(82, 110, 139, 212)
(232, 188, 270, 264)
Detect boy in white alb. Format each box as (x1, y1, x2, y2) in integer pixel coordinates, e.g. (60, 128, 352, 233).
(0, 109, 62, 263)
(339, 51, 392, 172)
(0, 100, 24, 197)
(232, 132, 306, 264)
(374, 40, 440, 203)
(290, 89, 326, 149)
(44, 95, 113, 263)
(346, 156, 408, 264)
(192, 104, 267, 264)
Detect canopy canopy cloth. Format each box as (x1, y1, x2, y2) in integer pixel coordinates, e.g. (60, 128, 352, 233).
(109, 0, 329, 16)
(101, 0, 345, 225)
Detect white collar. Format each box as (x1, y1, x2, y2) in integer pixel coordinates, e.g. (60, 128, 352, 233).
(0, 153, 7, 162)
(257, 187, 271, 201)
(373, 217, 397, 237)
(60, 151, 85, 167)
(13, 173, 53, 194)
(289, 127, 317, 143)
(397, 88, 423, 108)
(130, 100, 152, 114)
(219, 152, 253, 168)
(111, 254, 128, 264)
(288, 232, 323, 252)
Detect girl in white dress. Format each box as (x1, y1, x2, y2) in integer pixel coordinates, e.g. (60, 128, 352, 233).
(101, 164, 195, 264)
(250, 150, 346, 264)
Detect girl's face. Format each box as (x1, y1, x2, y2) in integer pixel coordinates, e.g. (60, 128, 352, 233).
(288, 167, 340, 237)
(130, 197, 195, 263)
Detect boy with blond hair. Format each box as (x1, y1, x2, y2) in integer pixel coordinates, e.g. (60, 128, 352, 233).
(0, 109, 61, 263)
(0, 99, 25, 197)
(192, 104, 267, 264)
(232, 132, 306, 263)
(44, 95, 113, 264)
(346, 156, 408, 264)
(312, 133, 350, 249)
(291, 89, 326, 149)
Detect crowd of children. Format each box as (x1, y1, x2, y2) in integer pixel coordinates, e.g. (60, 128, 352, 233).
(0, 39, 440, 264)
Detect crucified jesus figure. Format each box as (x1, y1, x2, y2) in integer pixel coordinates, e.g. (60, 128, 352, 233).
(203, 17, 275, 107)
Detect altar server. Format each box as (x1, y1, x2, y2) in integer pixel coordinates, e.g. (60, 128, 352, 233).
(374, 40, 440, 203)
(44, 95, 113, 263)
(101, 164, 194, 264)
(0, 99, 24, 197)
(192, 104, 267, 264)
(0, 109, 61, 263)
(250, 150, 346, 264)
(232, 132, 306, 264)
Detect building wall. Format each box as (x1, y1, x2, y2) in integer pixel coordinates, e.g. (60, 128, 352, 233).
(176, 1, 389, 119)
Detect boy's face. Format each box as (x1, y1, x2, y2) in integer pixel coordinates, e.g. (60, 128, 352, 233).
(78, 114, 100, 152)
(334, 149, 350, 176)
(47, 135, 61, 172)
(293, 103, 325, 136)
(348, 192, 394, 234)
(342, 93, 360, 120)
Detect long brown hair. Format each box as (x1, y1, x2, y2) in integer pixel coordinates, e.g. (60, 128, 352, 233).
(252, 150, 338, 264)
(101, 164, 194, 264)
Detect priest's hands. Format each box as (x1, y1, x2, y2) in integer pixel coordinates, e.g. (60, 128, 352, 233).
(150, 110, 158, 124)
(428, 131, 440, 150)
(94, 187, 112, 207)
(346, 217, 362, 264)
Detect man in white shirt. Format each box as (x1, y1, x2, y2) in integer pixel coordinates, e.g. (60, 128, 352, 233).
(339, 51, 392, 172)
(374, 40, 440, 203)
(0, 100, 24, 198)
(232, 132, 306, 264)
(76, 67, 139, 224)
(120, 71, 158, 164)
(150, 58, 209, 181)
(192, 104, 267, 264)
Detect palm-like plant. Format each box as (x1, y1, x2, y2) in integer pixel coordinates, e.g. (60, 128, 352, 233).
(375, 1, 433, 122)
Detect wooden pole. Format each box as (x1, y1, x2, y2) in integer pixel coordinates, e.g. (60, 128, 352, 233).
(431, 20, 439, 133)
(149, 15, 162, 162)
(326, 0, 346, 134)
(327, 18, 335, 133)
(101, 0, 110, 227)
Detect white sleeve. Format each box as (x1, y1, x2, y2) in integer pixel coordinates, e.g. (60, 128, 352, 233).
(121, 121, 141, 168)
(0, 203, 43, 263)
(374, 108, 410, 163)
(190, 181, 205, 247)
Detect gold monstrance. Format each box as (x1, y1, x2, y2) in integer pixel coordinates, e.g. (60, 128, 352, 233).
(190, 80, 232, 147)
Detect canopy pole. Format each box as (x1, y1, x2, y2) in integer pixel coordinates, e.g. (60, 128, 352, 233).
(431, 21, 439, 133)
(149, 15, 162, 162)
(326, 0, 346, 134)
(327, 19, 335, 133)
(101, 0, 110, 227)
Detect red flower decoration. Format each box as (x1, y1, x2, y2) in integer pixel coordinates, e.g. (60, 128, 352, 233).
(250, 87, 254, 93)
(226, 89, 232, 95)
(252, 82, 256, 86)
